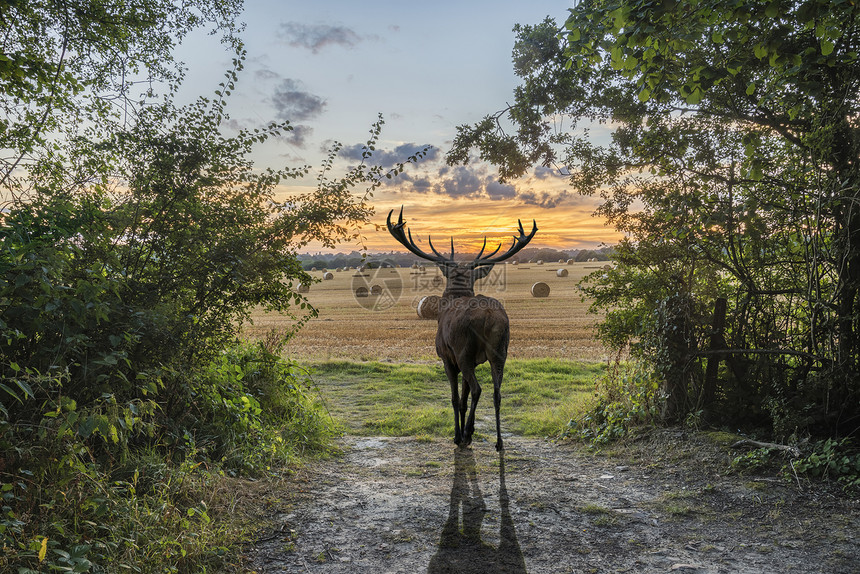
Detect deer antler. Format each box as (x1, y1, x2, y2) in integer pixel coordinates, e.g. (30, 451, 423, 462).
(387, 207, 455, 264)
(472, 219, 538, 267)
(387, 207, 537, 266)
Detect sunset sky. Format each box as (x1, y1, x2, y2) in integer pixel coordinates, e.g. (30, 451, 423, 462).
(175, 0, 621, 253)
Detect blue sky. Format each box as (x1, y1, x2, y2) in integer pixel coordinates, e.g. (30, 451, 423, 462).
(175, 1, 617, 253)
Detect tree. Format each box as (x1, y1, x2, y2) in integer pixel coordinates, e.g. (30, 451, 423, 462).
(0, 0, 244, 197)
(449, 1, 860, 437)
(0, 3, 434, 569)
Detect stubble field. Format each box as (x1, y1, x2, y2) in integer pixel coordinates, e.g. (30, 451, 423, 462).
(245, 261, 609, 362)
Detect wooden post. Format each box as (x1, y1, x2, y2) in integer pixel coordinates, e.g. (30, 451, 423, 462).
(702, 297, 727, 408)
(660, 294, 693, 423)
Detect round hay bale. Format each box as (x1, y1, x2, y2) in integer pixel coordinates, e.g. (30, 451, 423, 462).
(370, 284, 383, 295)
(323, 272, 334, 280)
(511, 260, 518, 265)
(603, 264, 613, 271)
(558, 259, 565, 264)
(310, 267, 317, 272)
(417, 295, 440, 319)
(556, 268, 569, 277)
(296, 283, 310, 293)
(536, 260, 544, 265)
(566, 259, 574, 265)
(531, 282, 550, 298)
(354, 286, 369, 297)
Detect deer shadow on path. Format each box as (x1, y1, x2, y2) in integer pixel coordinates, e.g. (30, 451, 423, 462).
(427, 448, 527, 574)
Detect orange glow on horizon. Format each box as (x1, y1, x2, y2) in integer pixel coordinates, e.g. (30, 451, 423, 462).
(279, 173, 623, 254)
(299, 198, 621, 254)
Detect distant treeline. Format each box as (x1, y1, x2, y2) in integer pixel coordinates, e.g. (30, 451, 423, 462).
(298, 246, 614, 270)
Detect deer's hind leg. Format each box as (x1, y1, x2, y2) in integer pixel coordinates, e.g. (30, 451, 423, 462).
(458, 377, 470, 439)
(490, 359, 505, 452)
(460, 363, 481, 446)
(442, 360, 463, 445)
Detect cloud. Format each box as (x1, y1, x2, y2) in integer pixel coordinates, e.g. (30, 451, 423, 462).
(436, 166, 482, 197)
(533, 165, 567, 179)
(338, 142, 439, 166)
(519, 189, 571, 208)
(254, 68, 281, 82)
(278, 22, 362, 53)
(485, 178, 516, 200)
(410, 177, 433, 192)
(220, 118, 247, 132)
(279, 124, 314, 147)
(271, 79, 326, 121)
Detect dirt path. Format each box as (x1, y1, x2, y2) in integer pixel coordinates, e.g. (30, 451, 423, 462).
(245, 432, 859, 573)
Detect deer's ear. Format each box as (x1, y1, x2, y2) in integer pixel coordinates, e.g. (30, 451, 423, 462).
(472, 265, 493, 280)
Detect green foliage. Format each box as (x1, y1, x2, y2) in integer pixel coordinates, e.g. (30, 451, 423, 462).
(791, 439, 860, 490)
(0, 343, 338, 573)
(450, 0, 860, 440)
(0, 0, 244, 192)
(1, 2, 432, 572)
(730, 447, 781, 474)
(194, 344, 337, 473)
(562, 363, 660, 445)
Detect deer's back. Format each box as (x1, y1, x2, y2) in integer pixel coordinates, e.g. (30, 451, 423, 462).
(436, 295, 510, 366)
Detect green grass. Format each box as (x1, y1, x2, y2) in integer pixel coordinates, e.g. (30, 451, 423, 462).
(303, 358, 602, 439)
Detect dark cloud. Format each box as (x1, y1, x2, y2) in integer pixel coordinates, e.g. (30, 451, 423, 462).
(278, 22, 362, 53)
(338, 143, 439, 166)
(519, 189, 571, 208)
(271, 79, 326, 121)
(411, 177, 433, 192)
(279, 124, 314, 147)
(436, 166, 482, 197)
(533, 165, 567, 179)
(485, 178, 516, 200)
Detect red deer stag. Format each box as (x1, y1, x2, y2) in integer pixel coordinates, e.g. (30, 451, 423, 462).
(387, 208, 537, 451)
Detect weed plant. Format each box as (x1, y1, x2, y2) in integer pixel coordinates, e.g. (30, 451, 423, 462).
(0, 343, 336, 573)
(561, 361, 661, 445)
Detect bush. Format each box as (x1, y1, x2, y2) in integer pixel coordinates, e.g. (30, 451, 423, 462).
(192, 343, 338, 473)
(561, 362, 660, 445)
(791, 439, 860, 490)
(0, 343, 337, 573)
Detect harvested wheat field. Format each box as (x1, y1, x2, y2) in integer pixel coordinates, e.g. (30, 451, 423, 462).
(244, 262, 608, 362)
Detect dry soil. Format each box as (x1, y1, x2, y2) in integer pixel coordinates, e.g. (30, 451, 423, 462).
(244, 431, 859, 574)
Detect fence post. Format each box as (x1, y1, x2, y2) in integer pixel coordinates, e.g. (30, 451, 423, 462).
(702, 297, 727, 408)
